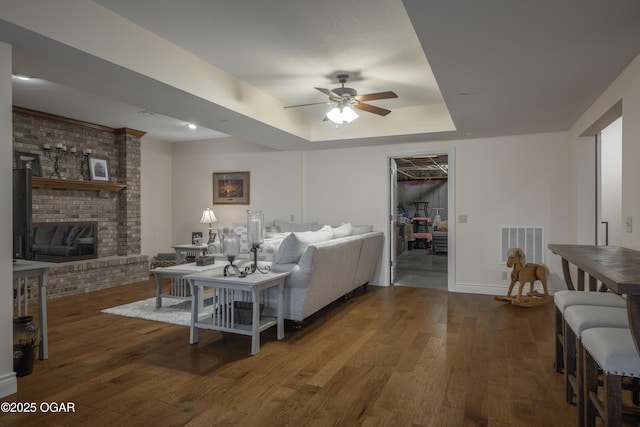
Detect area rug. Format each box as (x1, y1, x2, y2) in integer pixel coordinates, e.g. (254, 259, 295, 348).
(101, 297, 214, 327)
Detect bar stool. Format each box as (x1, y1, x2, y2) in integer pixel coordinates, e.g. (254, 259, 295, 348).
(554, 290, 627, 373)
(582, 327, 640, 426)
(563, 305, 629, 425)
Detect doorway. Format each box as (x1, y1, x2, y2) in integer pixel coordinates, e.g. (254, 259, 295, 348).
(389, 153, 451, 290)
(597, 117, 622, 246)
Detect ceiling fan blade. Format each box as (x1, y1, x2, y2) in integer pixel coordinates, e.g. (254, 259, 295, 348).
(355, 91, 398, 102)
(315, 87, 343, 100)
(284, 101, 333, 109)
(354, 102, 392, 116)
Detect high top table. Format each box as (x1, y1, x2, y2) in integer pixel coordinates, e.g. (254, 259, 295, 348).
(548, 244, 640, 353)
(13, 259, 55, 360)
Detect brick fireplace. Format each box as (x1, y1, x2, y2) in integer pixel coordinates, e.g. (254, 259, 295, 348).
(12, 107, 149, 298)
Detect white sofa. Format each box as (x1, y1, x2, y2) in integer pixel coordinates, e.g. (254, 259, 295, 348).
(268, 229, 384, 323)
(209, 220, 384, 324)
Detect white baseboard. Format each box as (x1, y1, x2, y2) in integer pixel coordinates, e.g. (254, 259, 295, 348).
(0, 371, 17, 398)
(454, 281, 565, 296)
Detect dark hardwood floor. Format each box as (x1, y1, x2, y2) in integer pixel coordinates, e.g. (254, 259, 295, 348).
(1, 277, 575, 426)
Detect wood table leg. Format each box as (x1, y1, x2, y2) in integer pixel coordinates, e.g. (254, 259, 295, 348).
(561, 258, 575, 290)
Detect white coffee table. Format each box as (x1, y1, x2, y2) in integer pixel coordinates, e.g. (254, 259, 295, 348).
(150, 262, 222, 309)
(185, 270, 290, 355)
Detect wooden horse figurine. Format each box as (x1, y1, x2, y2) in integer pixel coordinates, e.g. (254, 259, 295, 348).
(494, 247, 553, 307)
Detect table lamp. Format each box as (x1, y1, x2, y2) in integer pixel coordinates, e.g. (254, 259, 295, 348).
(199, 208, 218, 244)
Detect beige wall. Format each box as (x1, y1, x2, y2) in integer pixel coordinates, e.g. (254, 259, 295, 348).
(164, 130, 571, 294)
(170, 138, 304, 246)
(569, 54, 640, 248)
(1, 42, 16, 397)
(140, 136, 173, 257)
(303, 132, 570, 292)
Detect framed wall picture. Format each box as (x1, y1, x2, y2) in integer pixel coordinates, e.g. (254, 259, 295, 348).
(213, 171, 250, 204)
(14, 151, 42, 177)
(88, 156, 110, 182)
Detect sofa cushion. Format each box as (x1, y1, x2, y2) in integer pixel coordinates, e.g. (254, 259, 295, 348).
(274, 219, 321, 233)
(257, 233, 288, 262)
(274, 229, 333, 264)
(351, 224, 373, 235)
(321, 223, 353, 239)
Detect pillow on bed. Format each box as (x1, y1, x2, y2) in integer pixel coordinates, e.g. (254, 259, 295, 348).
(274, 229, 333, 264)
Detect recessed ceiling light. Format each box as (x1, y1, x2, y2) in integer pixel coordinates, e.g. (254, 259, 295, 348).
(187, 123, 197, 130)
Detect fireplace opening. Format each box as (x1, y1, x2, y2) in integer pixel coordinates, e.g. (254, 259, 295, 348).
(32, 221, 97, 262)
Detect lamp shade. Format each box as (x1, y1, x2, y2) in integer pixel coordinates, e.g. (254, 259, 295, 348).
(326, 106, 359, 124)
(199, 208, 218, 224)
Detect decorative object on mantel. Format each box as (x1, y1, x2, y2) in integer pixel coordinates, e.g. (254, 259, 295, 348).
(199, 208, 218, 244)
(43, 143, 77, 178)
(247, 209, 270, 274)
(88, 155, 110, 182)
(493, 247, 552, 307)
(14, 151, 42, 177)
(222, 234, 241, 277)
(212, 171, 250, 204)
(78, 149, 92, 180)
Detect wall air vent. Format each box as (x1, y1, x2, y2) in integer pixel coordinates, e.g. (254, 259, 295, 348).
(500, 226, 544, 264)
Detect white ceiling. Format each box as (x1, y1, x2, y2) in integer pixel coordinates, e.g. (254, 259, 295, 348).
(3, 0, 640, 149)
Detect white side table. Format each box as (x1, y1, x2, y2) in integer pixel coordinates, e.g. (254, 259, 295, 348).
(150, 262, 223, 309)
(172, 244, 209, 263)
(13, 259, 55, 360)
(186, 270, 289, 355)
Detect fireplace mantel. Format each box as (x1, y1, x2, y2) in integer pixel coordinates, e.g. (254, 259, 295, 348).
(32, 177, 126, 192)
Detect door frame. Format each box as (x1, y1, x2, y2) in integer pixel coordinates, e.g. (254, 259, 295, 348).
(387, 148, 456, 291)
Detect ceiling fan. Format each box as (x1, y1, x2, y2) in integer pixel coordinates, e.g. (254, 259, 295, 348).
(284, 73, 398, 124)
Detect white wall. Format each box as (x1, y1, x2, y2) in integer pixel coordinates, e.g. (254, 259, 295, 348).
(170, 138, 304, 244)
(303, 133, 570, 292)
(570, 53, 640, 248)
(1, 42, 17, 397)
(168, 131, 571, 295)
(140, 136, 174, 257)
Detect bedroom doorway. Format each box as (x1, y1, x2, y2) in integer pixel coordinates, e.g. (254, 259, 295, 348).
(389, 153, 452, 290)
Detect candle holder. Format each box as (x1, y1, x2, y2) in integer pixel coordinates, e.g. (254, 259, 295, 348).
(77, 150, 92, 180)
(222, 235, 242, 277)
(43, 143, 77, 178)
(246, 210, 270, 274)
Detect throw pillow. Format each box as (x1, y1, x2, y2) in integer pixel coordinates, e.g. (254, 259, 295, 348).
(274, 229, 333, 264)
(330, 223, 352, 239)
(257, 234, 288, 262)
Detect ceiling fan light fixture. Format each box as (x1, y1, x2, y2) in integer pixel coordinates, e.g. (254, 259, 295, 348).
(342, 106, 358, 123)
(326, 106, 358, 124)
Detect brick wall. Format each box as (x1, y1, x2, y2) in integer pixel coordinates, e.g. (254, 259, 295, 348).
(12, 107, 149, 298)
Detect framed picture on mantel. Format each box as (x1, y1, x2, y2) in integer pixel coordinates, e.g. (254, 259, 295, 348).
(14, 151, 42, 177)
(89, 156, 110, 182)
(213, 171, 250, 204)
